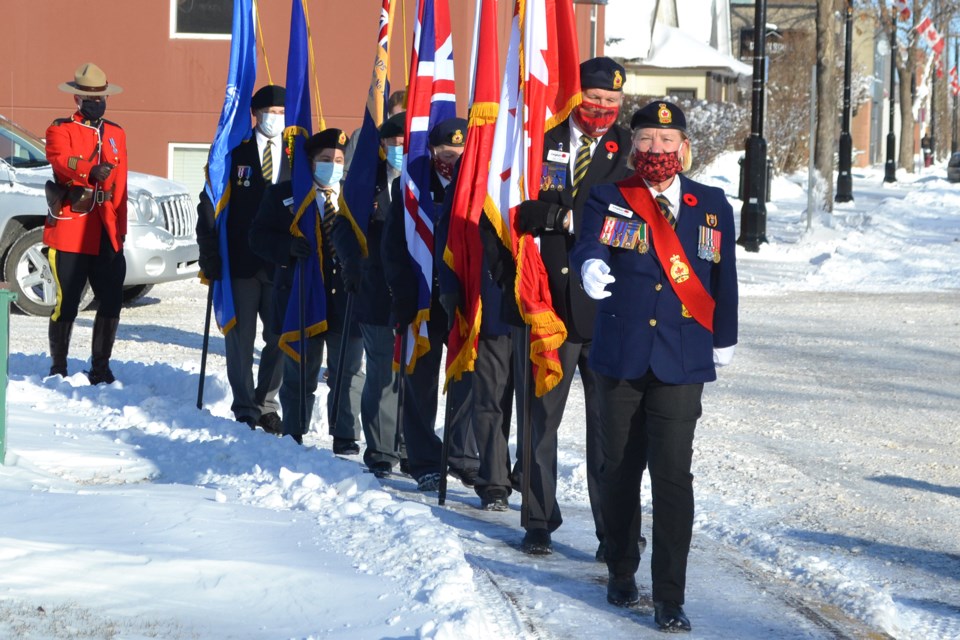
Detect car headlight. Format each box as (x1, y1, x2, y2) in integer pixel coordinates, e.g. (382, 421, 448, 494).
(137, 193, 160, 224)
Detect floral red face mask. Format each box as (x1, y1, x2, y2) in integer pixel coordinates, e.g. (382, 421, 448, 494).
(434, 158, 455, 181)
(574, 101, 619, 138)
(634, 151, 683, 183)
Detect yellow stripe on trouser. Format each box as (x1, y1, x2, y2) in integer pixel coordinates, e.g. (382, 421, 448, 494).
(49, 247, 63, 321)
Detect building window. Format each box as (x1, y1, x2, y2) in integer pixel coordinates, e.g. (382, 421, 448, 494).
(667, 88, 697, 101)
(171, 0, 233, 39)
(168, 143, 211, 203)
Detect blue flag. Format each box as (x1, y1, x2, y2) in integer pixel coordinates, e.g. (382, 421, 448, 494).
(338, 0, 396, 257)
(204, 0, 256, 334)
(278, 0, 327, 360)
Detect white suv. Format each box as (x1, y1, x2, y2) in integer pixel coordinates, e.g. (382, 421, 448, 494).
(0, 114, 199, 316)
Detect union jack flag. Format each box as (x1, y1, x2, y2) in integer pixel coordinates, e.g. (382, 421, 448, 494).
(398, 0, 457, 372)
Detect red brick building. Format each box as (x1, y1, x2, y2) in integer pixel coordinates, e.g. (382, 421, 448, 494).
(1, 0, 606, 198)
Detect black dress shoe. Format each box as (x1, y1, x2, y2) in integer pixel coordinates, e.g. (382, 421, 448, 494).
(448, 466, 479, 487)
(236, 416, 257, 430)
(369, 461, 392, 478)
(257, 412, 283, 434)
(654, 601, 691, 632)
(480, 487, 509, 511)
(606, 572, 639, 607)
(520, 528, 552, 555)
(332, 437, 360, 455)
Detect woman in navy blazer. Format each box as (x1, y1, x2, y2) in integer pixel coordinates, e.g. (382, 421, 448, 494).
(570, 101, 738, 633)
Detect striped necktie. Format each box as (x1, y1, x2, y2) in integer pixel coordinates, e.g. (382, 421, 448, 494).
(321, 190, 337, 261)
(262, 142, 274, 183)
(655, 194, 676, 228)
(572, 134, 594, 197)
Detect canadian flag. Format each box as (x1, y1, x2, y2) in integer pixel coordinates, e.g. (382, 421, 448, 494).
(950, 67, 960, 96)
(916, 17, 946, 56)
(893, 0, 910, 21)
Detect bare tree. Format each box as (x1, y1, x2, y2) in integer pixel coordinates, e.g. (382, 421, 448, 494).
(816, 0, 842, 209)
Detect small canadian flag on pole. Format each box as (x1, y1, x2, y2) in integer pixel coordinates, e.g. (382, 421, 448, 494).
(916, 16, 946, 56)
(893, 0, 910, 21)
(950, 67, 960, 96)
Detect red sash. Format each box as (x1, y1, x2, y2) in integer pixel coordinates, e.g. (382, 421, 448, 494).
(617, 175, 715, 333)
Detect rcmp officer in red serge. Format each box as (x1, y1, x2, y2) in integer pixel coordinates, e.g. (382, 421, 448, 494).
(510, 56, 636, 556)
(196, 85, 288, 433)
(571, 101, 738, 632)
(45, 63, 127, 384)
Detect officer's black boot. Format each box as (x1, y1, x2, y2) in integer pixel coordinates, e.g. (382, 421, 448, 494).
(48, 319, 73, 376)
(88, 315, 119, 385)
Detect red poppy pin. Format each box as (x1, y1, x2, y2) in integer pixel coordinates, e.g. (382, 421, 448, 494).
(605, 141, 619, 153)
(683, 193, 698, 207)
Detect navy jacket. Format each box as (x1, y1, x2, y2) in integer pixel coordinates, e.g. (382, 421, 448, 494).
(248, 180, 357, 335)
(570, 174, 738, 384)
(197, 137, 290, 279)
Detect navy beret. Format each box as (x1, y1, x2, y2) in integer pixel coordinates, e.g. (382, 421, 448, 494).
(304, 128, 349, 157)
(630, 101, 687, 132)
(580, 57, 625, 92)
(251, 85, 285, 110)
(379, 112, 406, 139)
(429, 117, 468, 147)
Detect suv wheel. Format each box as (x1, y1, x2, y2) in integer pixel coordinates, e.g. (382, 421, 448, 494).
(3, 227, 93, 317)
(123, 283, 154, 303)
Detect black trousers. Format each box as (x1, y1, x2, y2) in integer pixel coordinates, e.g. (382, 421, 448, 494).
(50, 232, 126, 322)
(472, 333, 515, 495)
(521, 336, 606, 539)
(401, 321, 475, 480)
(596, 370, 702, 605)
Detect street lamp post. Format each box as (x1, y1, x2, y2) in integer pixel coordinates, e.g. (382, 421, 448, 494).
(737, 0, 769, 252)
(836, 0, 854, 202)
(954, 39, 958, 154)
(884, 12, 897, 182)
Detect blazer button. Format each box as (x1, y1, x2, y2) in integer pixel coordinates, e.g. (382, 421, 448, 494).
(331, 288, 337, 294)
(560, 267, 569, 274)
(655, 283, 663, 291)
(649, 319, 657, 327)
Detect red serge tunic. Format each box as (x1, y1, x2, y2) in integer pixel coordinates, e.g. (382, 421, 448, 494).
(44, 113, 128, 255)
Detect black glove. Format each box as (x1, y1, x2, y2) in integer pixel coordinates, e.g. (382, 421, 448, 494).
(89, 163, 114, 184)
(341, 260, 362, 294)
(516, 200, 565, 233)
(439, 291, 460, 331)
(392, 293, 418, 328)
(289, 236, 312, 259)
(198, 253, 222, 281)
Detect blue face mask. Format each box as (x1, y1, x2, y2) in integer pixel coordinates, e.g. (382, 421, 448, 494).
(312, 161, 343, 187)
(385, 145, 404, 170)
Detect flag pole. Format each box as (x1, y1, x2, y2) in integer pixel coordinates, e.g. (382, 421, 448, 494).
(197, 284, 214, 410)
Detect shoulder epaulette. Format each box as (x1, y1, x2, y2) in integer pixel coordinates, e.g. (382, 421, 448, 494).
(102, 118, 123, 129)
(51, 117, 72, 127)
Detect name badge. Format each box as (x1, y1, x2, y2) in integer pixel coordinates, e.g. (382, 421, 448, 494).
(546, 149, 570, 163)
(607, 204, 633, 218)
(282, 196, 295, 207)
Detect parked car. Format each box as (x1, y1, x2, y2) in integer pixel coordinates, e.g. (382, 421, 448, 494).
(948, 152, 960, 183)
(0, 114, 199, 316)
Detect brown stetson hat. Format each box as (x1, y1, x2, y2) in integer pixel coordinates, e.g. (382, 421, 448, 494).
(58, 63, 123, 96)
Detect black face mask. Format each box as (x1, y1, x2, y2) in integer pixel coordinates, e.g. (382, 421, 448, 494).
(78, 99, 106, 121)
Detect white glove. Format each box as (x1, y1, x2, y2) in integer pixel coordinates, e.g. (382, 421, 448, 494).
(713, 345, 736, 367)
(581, 259, 615, 300)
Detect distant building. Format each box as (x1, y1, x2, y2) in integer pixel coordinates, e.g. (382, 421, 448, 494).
(0, 1, 605, 200)
(605, 0, 750, 102)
